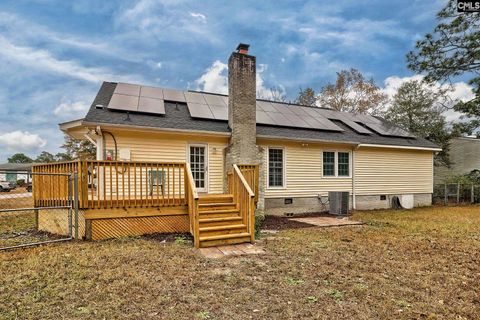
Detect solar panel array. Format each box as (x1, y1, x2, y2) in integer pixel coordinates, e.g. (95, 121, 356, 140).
(107, 83, 414, 138)
(108, 83, 166, 115)
(182, 93, 344, 132)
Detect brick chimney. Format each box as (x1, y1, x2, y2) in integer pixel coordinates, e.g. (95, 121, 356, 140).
(225, 43, 265, 211)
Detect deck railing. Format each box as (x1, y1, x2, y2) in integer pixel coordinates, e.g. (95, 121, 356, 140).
(184, 163, 200, 247)
(32, 161, 80, 207)
(237, 165, 259, 203)
(33, 160, 187, 209)
(229, 164, 256, 242)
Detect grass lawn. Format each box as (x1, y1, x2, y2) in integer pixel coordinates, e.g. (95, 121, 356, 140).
(1, 206, 479, 319)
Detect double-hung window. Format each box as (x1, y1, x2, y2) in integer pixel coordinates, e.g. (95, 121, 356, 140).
(322, 151, 350, 177)
(323, 152, 335, 177)
(268, 148, 284, 188)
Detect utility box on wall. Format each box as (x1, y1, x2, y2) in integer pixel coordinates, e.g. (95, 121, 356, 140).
(119, 148, 131, 161)
(329, 191, 349, 216)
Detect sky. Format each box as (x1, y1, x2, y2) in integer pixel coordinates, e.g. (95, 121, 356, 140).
(0, 0, 474, 163)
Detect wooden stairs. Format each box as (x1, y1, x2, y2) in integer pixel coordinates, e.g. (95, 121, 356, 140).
(197, 194, 251, 248)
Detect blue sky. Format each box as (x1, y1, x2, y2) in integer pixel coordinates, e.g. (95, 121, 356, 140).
(0, 0, 471, 162)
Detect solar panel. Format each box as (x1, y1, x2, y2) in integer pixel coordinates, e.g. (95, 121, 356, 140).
(271, 102, 295, 114)
(108, 93, 139, 111)
(341, 119, 372, 134)
(141, 86, 164, 99)
(185, 92, 207, 104)
(266, 111, 294, 126)
(138, 97, 165, 114)
(287, 114, 311, 128)
(163, 89, 186, 102)
(256, 110, 277, 125)
(256, 101, 277, 112)
(108, 83, 412, 137)
(363, 122, 414, 137)
(203, 94, 227, 106)
(209, 104, 228, 120)
(302, 107, 321, 118)
(114, 83, 140, 96)
(187, 103, 214, 118)
(291, 106, 310, 117)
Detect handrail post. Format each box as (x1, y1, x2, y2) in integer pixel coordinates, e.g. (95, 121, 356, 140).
(73, 172, 79, 239)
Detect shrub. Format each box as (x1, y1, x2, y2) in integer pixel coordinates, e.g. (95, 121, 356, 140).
(254, 212, 265, 238)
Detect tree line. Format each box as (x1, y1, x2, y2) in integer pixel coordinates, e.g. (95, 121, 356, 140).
(7, 135, 96, 164)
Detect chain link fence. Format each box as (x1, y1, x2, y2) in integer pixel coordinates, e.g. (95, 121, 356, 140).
(433, 183, 480, 205)
(0, 171, 78, 250)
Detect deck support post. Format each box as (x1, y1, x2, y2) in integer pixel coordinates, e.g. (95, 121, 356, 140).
(74, 172, 79, 239)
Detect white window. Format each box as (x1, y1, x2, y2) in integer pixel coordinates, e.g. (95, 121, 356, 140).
(268, 148, 284, 188)
(322, 151, 351, 178)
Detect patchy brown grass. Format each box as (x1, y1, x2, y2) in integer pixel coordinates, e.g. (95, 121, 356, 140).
(1, 206, 479, 319)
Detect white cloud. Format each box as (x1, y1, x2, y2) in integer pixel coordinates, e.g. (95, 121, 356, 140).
(0, 35, 143, 84)
(54, 100, 90, 117)
(0, 12, 141, 63)
(194, 60, 228, 94)
(0, 131, 46, 151)
(194, 60, 285, 100)
(189, 12, 207, 23)
(382, 75, 475, 122)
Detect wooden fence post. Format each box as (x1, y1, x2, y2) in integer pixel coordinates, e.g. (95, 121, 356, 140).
(444, 183, 447, 205)
(457, 183, 460, 204)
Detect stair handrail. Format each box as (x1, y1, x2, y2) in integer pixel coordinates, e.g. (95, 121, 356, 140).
(232, 164, 255, 242)
(233, 165, 255, 197)
(185, 163, 200, 247)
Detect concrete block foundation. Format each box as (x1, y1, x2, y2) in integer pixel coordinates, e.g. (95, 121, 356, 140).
(265, 193, 432, 216)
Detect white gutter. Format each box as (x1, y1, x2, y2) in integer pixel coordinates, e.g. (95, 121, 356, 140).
(357, 143, 442, 152)
(82, 121, 231, 137)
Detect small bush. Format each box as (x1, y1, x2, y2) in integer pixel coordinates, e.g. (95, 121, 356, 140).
(16, 179, 25, 187)
(254, 213, 265, 238)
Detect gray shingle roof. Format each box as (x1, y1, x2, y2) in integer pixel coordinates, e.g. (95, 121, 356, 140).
(82, 82, 439, 149)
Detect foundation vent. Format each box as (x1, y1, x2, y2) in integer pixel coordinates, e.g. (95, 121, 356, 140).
(329, 191, 349, 215)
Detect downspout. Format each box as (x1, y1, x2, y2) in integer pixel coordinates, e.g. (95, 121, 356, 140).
(352, 144, 360, 210)
(100, 129, 118, 160)
(95, 126, 104, 160)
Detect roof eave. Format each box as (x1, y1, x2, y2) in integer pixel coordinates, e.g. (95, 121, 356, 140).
(81, 121, 231, 137)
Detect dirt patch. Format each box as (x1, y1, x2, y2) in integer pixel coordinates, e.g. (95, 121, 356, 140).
(263, 212, 333, 230)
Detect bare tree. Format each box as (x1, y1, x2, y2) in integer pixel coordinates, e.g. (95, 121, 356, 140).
(318, 68, 388, 115)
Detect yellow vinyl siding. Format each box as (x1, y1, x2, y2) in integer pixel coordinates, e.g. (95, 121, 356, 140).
(259, 140, 353, 198)
(355, 147, 433, 195)
(103, 130, 228, 194)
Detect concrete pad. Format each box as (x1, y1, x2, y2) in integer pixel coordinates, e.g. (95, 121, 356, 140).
(289, 216, 363, 228)
(199, 243, 265, 258)
(198, 247, 224, 259)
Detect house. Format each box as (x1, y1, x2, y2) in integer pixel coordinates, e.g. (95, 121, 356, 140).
(36, 44, 440, 247)
(0, 163, 33, 185)
(434, 137, 480, 184)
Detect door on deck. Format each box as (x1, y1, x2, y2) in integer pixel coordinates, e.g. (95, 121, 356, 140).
(188, 144, 208, 193)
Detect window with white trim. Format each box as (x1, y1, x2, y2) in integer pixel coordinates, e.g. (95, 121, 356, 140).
(268, 148, 284, 187)
(322, 151, 351, 177)
(322, 151, 335, 176)
(337, 152, 350, 177)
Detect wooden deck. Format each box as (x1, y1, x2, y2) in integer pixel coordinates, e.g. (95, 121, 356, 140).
(32, 161, 259, 247)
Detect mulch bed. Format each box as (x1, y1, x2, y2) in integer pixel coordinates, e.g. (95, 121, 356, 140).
(262, 212, 333, 231)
